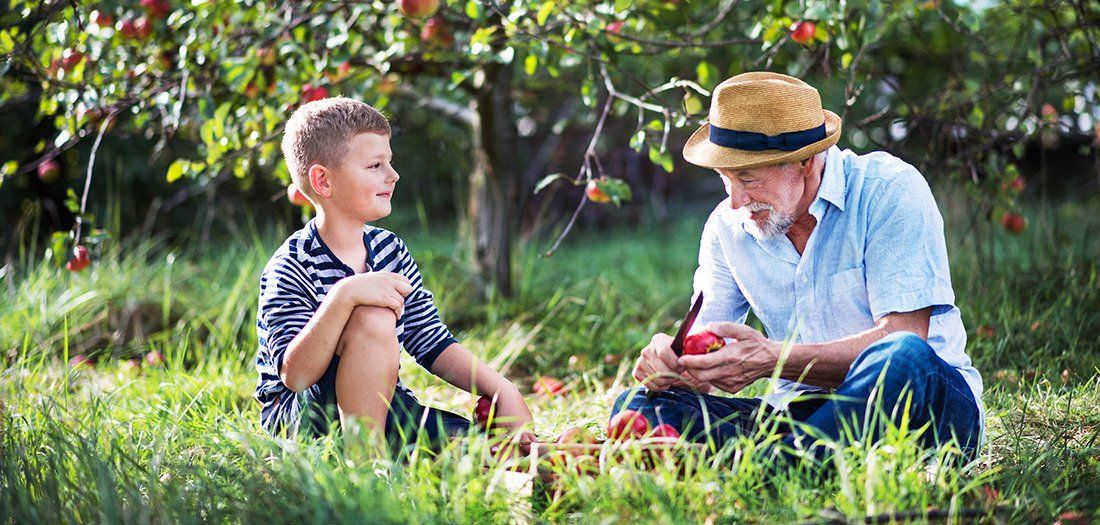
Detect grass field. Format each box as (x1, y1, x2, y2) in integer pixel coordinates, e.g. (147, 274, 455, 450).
(2, 193, 1098, 523)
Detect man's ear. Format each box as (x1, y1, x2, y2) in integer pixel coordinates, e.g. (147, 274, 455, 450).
(308, 164, 331, 198)
(799, 152, 823, 178)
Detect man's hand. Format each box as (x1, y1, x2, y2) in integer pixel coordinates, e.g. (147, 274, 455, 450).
(632, 333, 713, 393)
(678, 322, 780, 394)
(334, 272, 413, 318)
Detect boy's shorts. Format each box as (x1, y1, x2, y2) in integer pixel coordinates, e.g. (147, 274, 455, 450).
(299, 354, 471, 452)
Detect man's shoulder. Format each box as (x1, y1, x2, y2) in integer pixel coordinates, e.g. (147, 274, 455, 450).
(842, 149, 926, 190)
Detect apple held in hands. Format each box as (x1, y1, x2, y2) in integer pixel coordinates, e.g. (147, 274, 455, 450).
(682, 330, 724, 356)
(474, 395, 496, 431)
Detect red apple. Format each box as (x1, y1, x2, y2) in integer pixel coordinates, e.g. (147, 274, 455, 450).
(245, 83, 259, 98)
(144, 350, 165, 367)
(327, 60, 352, 82)
(65, 245, 90, 272)
(91, 10, 114, 28)
(420, 17, 453, 48)
(683, 330, 724, 356)
(256, 47, 276, 66)
(69, 354, 94, 368)
(567, 354, 583, 370)
(121, 358, 141, 370)
(977, 325, 997, 339)
(119, 18, 138, 38)
(1010, 176, 1025, 192)
(37, 159, 60, 183)
(649, 423, 681, 439)
(287, 185, 310, 206)
(474, 395, 496, 430)
(1041, 103, 1058, 119)
(1000, 212, 1025, 234)
(300, 85, 329, 104)
(61, 49, 85, 71)
(556, 426, 598, 445)
(533, 376, 565, 398)
(606, 21, 624, 34)
(585, 180, 611, 203)
(608, 409, 651, 441)
(137, 17, 153, 39)
(141, 0, 171, 19)
(399, 0, 439, 18)
(790, 21, 816, 44)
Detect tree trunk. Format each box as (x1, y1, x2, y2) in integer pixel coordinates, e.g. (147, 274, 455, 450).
(466, 61, 518, 299)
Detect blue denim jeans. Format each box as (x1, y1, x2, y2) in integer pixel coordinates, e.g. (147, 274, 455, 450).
(611, 332, 981, 457)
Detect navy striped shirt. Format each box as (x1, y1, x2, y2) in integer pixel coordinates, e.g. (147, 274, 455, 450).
(254, 220, 458, 435)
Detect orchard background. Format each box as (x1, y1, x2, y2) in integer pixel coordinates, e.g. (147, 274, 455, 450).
(1, 0, 1099, 523)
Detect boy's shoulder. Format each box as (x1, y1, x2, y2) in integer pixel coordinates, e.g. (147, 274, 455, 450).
(262, 222, 318, 276)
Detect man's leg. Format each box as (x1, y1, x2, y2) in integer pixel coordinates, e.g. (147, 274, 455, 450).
(611, 387, 764, 446)
(333, 306, 401, 434)
(783, 331, 981, 459)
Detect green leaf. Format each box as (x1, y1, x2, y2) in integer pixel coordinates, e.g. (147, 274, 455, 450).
(596, 177, 633, 206)
(465, 0, 482, 19)
(534, 173, 568, 194)
(524, 54, 538, 76)
(536, 1, 554, 26)
(629, 130, 645, 151)
(167, 159, 187, 183)
(648, 146, 674, 173)
(696, 61, 718, 89)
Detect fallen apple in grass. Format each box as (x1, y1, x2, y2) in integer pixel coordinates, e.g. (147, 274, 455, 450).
(533, 376, 565, 398)
(69, 354, 94, 368)
(683, 330, 724, 356)
(145, 350, 165, 367)
(608, 409, 651, 441)
(649, 423, 681, 440)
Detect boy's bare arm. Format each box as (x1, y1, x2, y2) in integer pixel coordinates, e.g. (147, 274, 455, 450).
(429, 342, 534, 430)
(280, 272, 411, 392)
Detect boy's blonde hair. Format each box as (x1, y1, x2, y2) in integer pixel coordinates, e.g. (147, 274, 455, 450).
(281, 97, 390, 196)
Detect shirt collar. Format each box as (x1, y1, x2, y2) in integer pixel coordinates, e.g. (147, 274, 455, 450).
(814, 145, 846, 213)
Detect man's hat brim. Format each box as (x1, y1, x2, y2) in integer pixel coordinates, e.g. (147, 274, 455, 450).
(682, 109, 843, 170)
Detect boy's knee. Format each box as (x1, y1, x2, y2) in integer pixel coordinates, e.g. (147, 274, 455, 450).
(337, 306, 398, 356)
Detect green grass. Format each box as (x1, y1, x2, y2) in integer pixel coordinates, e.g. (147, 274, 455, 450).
(1, 193, 1099, 523)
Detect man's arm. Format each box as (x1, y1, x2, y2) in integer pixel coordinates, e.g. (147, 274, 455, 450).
(679, 307, 931, 393)
(429, 342, 534, 430)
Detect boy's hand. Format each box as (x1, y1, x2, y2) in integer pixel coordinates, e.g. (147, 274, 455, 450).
(335, 272, 413, 317)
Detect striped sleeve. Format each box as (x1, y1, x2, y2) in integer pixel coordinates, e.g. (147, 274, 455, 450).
(385, 236, 457, 372)
(255, 253, 316, 434)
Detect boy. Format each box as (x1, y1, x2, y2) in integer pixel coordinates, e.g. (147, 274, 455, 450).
(255, 97, 533, 448)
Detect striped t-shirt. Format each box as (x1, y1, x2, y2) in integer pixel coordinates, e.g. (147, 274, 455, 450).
(254, 219, 457, 435)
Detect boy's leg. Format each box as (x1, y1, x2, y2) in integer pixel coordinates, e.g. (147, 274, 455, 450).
(384, 388, 471, 455)
(334, 305, 401, 434)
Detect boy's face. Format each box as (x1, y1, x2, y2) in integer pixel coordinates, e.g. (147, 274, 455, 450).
(324, 132, 399, 222)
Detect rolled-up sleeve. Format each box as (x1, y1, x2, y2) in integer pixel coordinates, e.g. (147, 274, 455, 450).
(863, 169, 956, 320)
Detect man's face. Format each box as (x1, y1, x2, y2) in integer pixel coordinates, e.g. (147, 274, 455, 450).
(716, 162, 806, 239)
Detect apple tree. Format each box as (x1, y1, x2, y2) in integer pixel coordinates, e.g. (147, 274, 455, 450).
(2, 0, 1096, 293)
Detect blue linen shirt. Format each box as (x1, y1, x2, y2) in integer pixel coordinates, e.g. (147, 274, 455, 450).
(692, 145, 984, 433)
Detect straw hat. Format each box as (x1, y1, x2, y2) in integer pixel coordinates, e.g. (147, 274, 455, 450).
(683, 72, 842, 170)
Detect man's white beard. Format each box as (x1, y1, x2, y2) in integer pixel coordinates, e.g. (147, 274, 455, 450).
(738, 202, 795, 240)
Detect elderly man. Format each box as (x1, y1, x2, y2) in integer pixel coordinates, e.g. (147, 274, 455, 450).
(611, 72, 983, 459)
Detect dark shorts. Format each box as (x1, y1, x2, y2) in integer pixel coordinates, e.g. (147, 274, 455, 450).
(299, 355, 471, 452)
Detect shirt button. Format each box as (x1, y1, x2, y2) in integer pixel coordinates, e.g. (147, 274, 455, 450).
(801, 276, 808, 283)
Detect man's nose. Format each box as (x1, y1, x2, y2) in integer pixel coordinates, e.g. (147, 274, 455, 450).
(727, 185, 751, 209)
